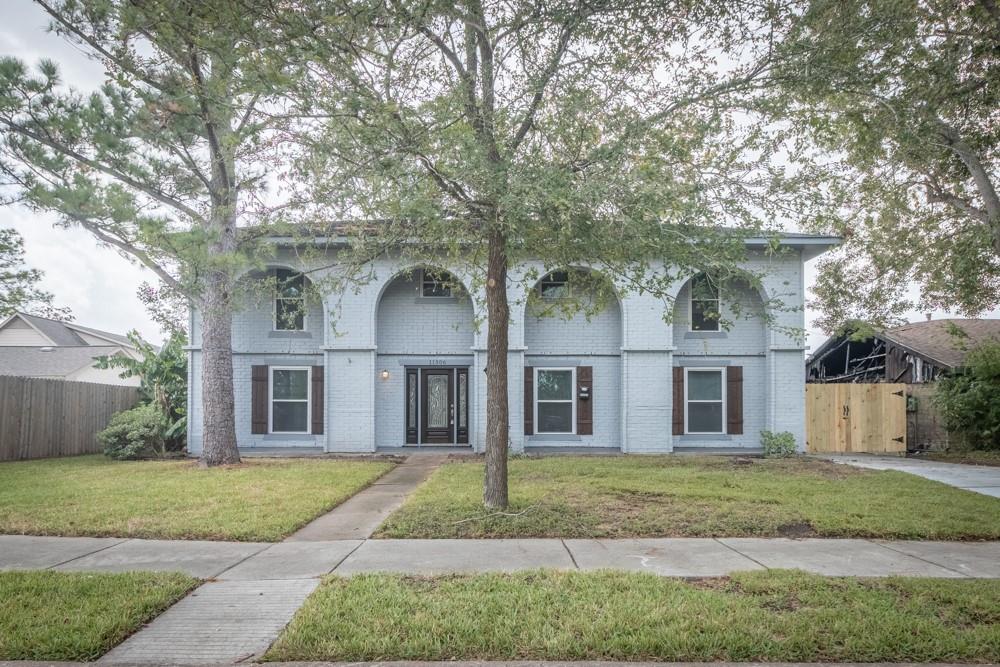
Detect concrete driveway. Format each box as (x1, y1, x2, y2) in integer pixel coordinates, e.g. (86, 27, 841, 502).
(824, 454, 1000, 498)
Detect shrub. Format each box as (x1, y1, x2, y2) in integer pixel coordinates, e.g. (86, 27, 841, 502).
(98, 404, 168, 460)
(96, 330, 187, 451)
(934, 342, 1000, 451)
(760, 430, 796, 458)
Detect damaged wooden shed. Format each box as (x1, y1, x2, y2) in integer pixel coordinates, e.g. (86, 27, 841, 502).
(806, 318, 1000, 451)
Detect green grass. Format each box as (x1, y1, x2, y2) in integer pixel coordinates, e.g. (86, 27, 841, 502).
(0, 455, 394, 541)
(915, 450, 1000, 467)
(266, 570, 1000, 662)
(376, 456, 1000, 539)
(0, 570, 196, 661)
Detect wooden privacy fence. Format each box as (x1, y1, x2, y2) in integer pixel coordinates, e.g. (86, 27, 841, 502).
(0, 376, 139, 461)
(806, 383, 907, 454)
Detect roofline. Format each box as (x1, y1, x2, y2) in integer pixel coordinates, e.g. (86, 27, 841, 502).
(260, 232, 844, 250)
(877, 331, 957, 370)
(64, 322, 136, 347)
(0, 312, 58, 346)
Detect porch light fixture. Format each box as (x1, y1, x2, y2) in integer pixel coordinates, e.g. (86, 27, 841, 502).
(380, 369, 390, 380)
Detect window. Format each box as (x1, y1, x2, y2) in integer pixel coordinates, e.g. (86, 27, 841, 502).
(275, 269, 306, 331)
(685, 368, 725, 434)
(421, 269, 453, 297)
(270, 367, 310, 433)
(689, 274, 720, 331)
(535, 367, 575, 433)
(539, 271, 569, 298)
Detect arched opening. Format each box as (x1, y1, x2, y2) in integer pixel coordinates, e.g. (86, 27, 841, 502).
(233, 265, 324, 346)
(671, 273, 768, 448)
(374, 266, 475, 447)
(672, 273, 767, 349)
(523, 268, 623, 449)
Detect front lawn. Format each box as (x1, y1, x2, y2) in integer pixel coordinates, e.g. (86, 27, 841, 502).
(0, 455, 394, 541)
(0, 570, 196, 661)
(266, 570, 1000, 662)
(376, 456, 1000, 539)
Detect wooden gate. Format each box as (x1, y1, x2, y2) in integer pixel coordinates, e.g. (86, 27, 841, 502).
(806, 383, 907, 454)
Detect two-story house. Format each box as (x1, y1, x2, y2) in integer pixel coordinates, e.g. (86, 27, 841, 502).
(186, 230, 839, 455)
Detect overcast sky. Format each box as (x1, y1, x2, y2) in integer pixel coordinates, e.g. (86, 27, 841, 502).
(0, 1, 982, 348)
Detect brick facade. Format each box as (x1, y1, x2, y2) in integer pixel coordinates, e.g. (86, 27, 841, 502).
(187, 243, 823, 455)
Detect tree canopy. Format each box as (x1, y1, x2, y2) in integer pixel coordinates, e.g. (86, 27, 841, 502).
(0, 0, 316, 464)
(288, 0, 811, 506)
(776, 0, 1000, 331)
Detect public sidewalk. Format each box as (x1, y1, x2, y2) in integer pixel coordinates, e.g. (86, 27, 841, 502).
(7, 662, 999, 667)
(5, 533, 1000, 665)
(3, 533, 999, 579)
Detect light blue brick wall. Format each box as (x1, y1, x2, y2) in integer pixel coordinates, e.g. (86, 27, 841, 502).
(376, 272, 475, 354)
(672, 279, 767, 355)
(523, 291, 622, 447)
(187, 247, 811, 455)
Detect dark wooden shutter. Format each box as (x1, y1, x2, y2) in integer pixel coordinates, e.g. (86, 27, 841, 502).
(251, 365, 269, 434)
(577, 365, 593, 435)
(726, 366, 743, 435)
(524, 366, 534, 435)
(672, 366, 685, 435)
(311, 365, 324, 435)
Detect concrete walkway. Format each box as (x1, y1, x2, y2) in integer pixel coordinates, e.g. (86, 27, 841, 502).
(286, 454, 446, 541)
(4, 534, 1000, 579)
(826, 454, 1000, 498)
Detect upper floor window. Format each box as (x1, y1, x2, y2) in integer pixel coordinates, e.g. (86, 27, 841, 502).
(422, 269, 453, 298)
(689, 274, 720, 331)
(275, 268, 306, 331)
(539, 271, 570, 299)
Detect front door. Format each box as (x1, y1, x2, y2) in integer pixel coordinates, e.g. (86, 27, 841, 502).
(421, 369, 454, 443)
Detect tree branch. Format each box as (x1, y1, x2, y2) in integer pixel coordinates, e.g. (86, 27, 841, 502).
(1, 119, 205, 222)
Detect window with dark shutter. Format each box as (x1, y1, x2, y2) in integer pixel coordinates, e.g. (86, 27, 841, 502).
(524, 366, 534, 435)
(576, 366, 593, 435)
(311, 366, 324, 435)
(726, 366, 743, 434)
(672, 366, 684, 435)
(251, 365, 269, 434)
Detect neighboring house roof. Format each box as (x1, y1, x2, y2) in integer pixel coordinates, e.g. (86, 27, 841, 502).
(0, 345, 126, 378)
(10, 312, 135, 347)
(879, 318, 1000, 370)
(807, 318, 1000, 384)
(0, 313, 144, 384)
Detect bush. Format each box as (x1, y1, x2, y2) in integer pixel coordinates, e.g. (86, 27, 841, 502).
(934, 341, 1000, 451)
(760, 430, 796, 458)
(98, 404, 168, 460)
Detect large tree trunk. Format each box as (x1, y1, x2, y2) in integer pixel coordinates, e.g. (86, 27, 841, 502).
(483, 227, 510, 509)
(199, 213, 240, 466)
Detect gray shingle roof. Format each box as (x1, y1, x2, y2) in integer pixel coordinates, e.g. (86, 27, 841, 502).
(0, 346, 126, 378)
(882, 319, 1000, 370)
(17, 313, 86, 345)
(13, 313, 135, 347)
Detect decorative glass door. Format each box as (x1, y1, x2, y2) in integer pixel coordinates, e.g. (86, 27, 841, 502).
(405, 367, 470, 445)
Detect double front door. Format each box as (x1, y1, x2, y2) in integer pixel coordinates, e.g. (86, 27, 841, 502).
(405, 367, 469, 445)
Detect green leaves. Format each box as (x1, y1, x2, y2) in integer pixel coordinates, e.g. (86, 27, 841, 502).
(777, 0, 1000, 329)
